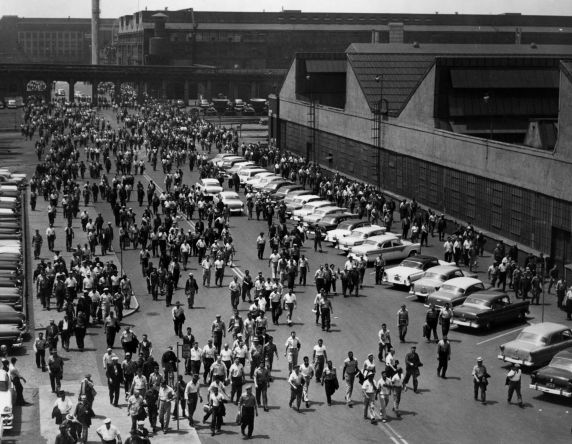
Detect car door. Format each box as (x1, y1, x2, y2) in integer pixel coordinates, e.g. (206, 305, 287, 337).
(391, 239, 408, 261)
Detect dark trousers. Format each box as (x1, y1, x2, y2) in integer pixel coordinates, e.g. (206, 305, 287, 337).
(211, 405, 223, 431)
(398, 324, 407, 342)
(508, 380, 522, 404)
(474, 380, 487, 402)
(49, 373, 62, 392)
(255, 385, 268, 408)
(36, 349, 46, 369)
(203, 358, 214, 383)
(321, 308, 331, 331)
(240, 406, 255, 438)
(437, 355, 448, 377)
(187, 393, 198, 423)
(124, 374, 134, 397)
(108, 383, 120, 405)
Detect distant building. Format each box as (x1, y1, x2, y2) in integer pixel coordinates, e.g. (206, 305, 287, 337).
(0, 15, 116, 64)
(115, 8, 572, 70)
(275, 43, 572, 269)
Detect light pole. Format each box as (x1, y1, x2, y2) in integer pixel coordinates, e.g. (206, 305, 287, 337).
(373, 74, 388, 192)
(483, 93, 493, 141)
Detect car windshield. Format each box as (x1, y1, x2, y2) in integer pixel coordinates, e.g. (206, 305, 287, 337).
(399, 260, 423, 269)
(337, 221, 354, 230)
(423, 272, 447, 281)
(549, 357, 572, 372)
(463, 297, 491, 308)
(516, 332, 546, 345)
(440, 285, 464, 294)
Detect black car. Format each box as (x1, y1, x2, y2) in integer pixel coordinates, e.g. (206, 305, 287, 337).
(530, 350, 572, 398)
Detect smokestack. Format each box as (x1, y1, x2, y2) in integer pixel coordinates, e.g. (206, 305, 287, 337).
(91, 0, 100, 64)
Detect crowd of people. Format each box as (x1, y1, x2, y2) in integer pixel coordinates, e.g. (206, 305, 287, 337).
(16, 92, 565, 444)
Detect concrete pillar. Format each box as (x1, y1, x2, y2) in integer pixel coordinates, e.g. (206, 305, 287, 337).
(114, 82, 121, 104)
(183, 79, 190, 102)
(68, 80, 75, 102)
(161, 79, 168, 100)
(250, 81, 257, 99)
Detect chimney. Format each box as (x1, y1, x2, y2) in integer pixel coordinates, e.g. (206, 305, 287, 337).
(91, 0, 100, 64)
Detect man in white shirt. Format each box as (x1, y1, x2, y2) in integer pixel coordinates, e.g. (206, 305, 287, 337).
(184, 374, 203, 427)
(158, 380, 175, 433)
(300, 356, 315, 408)
(362, 372, 378, 423)
(96, 418, 122, 444)
(283, 290, 297, 326)
(284, 331, 301, 373)
(288, 365, 304, 412)
(312, 338, 328, 383)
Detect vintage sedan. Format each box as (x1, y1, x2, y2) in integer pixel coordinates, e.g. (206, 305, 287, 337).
(0, 370, 14, 430)
(215, 191, 244, 215)
(269, 185, 307, 202)
(303, 206, 348, 226)
(0, 324, 24, 350)
(410, 265, 472, 301)
(452, 291, 529, 330)
(499, 323, 572, 367)
(347, 233, 420, 264)
(325, 219, 371, 245)
(530, 350, 572, 397)
(0, 304, 27, 333)
(313, 213, 361, 238)
(196, 178, 223, 199)
(424, 277, 485, 308)
(382, 255, 444, 287)
(0, 288, 22, 311)
(336, 225, 388, 252)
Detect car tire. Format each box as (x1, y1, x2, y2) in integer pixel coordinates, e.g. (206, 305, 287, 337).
(408, 250, 417, 257)
(517, 311, 526, 322)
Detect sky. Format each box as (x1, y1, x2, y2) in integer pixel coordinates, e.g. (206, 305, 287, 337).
(1, 0, 571, 18)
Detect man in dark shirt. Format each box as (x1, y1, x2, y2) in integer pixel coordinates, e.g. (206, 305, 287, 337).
(402, 346, 422, 393)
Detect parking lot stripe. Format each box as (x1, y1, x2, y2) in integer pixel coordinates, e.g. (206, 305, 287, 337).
(476, 326, 525, 345)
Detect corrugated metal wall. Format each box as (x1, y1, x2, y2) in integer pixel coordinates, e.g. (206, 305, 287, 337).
(281, 119, 571, 258)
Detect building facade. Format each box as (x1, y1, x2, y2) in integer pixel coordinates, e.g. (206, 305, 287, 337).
(276, 44, 572, 270)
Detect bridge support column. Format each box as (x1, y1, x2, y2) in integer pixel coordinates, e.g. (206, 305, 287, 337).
(250, 81, 257, 99)
(183, 80, 190, 103)
(114, 82, 121, 104)
(68, 80, 75, 102)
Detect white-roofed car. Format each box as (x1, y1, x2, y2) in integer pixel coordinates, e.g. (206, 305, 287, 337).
(238, 168, 268, 186)
(424, 277, 485, 309)
(196, 178, 223, 199)
(337, 225, 387, 252)
(383, 255, 447, 288)
(0, 369, 14, 430)
(252, 175, 285, 191)
(291, 200, 332, 222)
(347, 233, 417, 263)
(285, 194, 322, 216)
(409, 265, 475, 301)
(303, 206, 348, 226)
(245, 172, 276, 188)
(499, 322, 572, 368)
(325, 219, 372, 245)
(226, 161, 256, 177)
(215, 191, 244, 215)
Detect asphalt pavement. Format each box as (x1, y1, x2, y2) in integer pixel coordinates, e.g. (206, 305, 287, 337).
(1, 104, 572, 444)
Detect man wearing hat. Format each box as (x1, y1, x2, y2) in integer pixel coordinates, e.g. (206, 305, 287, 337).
(472, 357, 490, 404)
(506, 363, 523, 406)
(96, 418, 122, 444)
(238, 385, 258, 438)
(211, 315, 226, 354)
(74, 394, 92, 444)
(184, 272, 199, 309)
(106, 356, 124, 406)
(403, 346, 423, 393)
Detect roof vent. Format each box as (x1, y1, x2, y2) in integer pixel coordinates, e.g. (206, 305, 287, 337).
(530, 42, 537, 49)
(412, 41, 420, 48)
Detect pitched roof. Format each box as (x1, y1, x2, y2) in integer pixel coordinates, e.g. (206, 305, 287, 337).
(347, 44, 572, 116)
(346, 52, 435, 116)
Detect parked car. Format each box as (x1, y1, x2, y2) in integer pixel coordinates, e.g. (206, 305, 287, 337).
(226, 161, 256, 177)
(215, 155, 243, 169)
(285, 194, 322, 216)
(234, 99, 245, 112)
(410, 265, 476, 301)
(252, 175, 285, 191)
(348, 234, 421, 264)
(313, 213, 361, 238)
(245, 172, 277, 188)
(499, 322, 572, 367)
(261, 180, 295, 194)
(382, 255, 445, 287)
(0, 369, 14, 430)
(303, 206, 348, 226)
(530, 350, 572, 397)
(325, 219, 371, 245)
(0, 304, 27, 335)
(424, 277, 485, 308)
(337, 225, 388, 252)
(215, 191, 244, 214)
(291, 200, 332, 222)
(0, 288, 22, 311)
(242, 104, 255, 115)
(195, 178, 223, 199)
(6, 100, 16, 109)
(452, 291, 529, 330)
(238, 168, 269, 186)
(269, 185, 307, 202)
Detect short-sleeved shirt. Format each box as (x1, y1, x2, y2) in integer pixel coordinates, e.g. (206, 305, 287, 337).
(313, 344, 326, 357)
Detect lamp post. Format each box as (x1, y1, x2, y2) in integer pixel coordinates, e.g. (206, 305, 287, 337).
(373, 74, 388, 192)
(483, 93, 493, 141)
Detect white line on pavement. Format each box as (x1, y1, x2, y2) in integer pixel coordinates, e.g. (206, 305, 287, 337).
(476, 326, 525, 345)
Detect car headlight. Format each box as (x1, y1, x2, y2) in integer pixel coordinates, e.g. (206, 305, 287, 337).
(3, 406, 11, 413)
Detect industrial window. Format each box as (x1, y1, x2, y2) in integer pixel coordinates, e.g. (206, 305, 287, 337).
(509, 188, 522, 237)
(491, 182, 503, 230)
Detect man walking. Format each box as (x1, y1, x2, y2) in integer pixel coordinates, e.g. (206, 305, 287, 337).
(506, 363, 523, 407)
(48, 350, 64, 393)
(402, 346, 422, 393)
(34, 332, 48, 371)
(288, 365, 304, 412)
(437, 336, 451, 378)
(158, 380, 175, 433)
(397, 305, 409, 342)
(342, 350, 359, 407)
(472, 357, 490, 404)
(96, 418, 122, 444)
(184, 374, 203, 427)
(253, 361, 270, 411)
(106, 356, 123, 406)
(172, 302, 185, 338)
(238, 385, 258, 439)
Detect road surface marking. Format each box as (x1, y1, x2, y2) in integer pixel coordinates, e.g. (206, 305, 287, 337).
(406, 295, 416, 299)
(476, 326, 525, 345)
